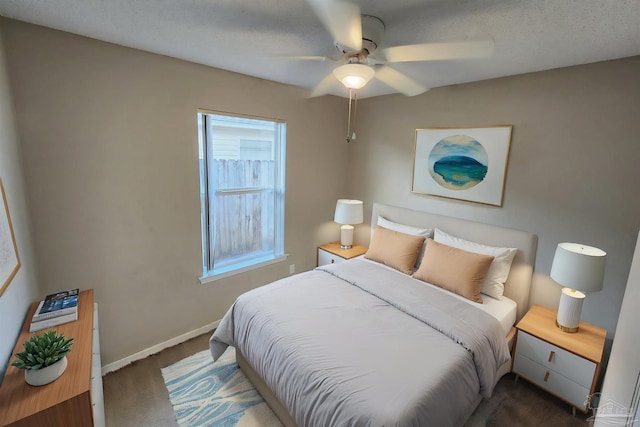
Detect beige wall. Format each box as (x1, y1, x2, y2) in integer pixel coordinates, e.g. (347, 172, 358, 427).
(0, 18, 348, 365)
(350, 57, 640, 361)
(0, 25, 39, 378)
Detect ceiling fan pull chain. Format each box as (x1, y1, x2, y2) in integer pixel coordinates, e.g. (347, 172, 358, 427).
(351, 90, 358, 141)
(346, 89, 354, 142)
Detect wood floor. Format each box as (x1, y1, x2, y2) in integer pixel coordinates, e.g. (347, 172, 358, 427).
(103, 332, 591, 426)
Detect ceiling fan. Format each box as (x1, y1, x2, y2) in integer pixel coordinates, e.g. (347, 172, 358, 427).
(300, 0, 495, 98)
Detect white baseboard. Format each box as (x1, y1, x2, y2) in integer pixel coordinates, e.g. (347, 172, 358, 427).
(101, 319, 220, 376)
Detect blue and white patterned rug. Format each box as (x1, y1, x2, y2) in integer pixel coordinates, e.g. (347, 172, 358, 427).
(161, 347, 283, 427)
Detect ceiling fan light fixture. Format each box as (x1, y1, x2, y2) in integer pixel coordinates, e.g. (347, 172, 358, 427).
(333, 63, 375, 90)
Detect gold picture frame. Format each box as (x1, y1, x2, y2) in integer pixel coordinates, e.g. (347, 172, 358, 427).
(412, 126, 512, 206)
(0, 178, 21, 297)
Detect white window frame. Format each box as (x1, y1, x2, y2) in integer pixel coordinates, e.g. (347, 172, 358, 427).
(198, 110, 286, 282)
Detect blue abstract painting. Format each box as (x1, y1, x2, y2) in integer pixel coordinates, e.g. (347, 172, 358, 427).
(412, 126, 512, 206)
(428, 135, 488, 190)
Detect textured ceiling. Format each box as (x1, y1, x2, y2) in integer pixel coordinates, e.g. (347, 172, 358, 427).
(1, 0, 639, 98)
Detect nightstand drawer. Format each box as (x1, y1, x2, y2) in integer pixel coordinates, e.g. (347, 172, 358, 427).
(515, 331, 596, 388)
(318, 248, 345, 266)
(513, 353, 590, 410)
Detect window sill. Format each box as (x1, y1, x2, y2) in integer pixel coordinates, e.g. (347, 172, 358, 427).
(199, 254, 289, 284)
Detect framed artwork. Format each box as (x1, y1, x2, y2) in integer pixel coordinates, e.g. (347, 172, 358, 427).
(0, 178, 20, 297)
(412, 126, 512, 206)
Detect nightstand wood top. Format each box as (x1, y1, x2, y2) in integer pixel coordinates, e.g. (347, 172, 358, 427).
(318, 241, 368, 259)
(516, 304, 606, 363)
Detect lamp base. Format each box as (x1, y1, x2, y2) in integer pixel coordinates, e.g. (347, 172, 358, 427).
(340, 225, 354, 250)
(555, 320, 579, 333)
(556, 287, 585, 333)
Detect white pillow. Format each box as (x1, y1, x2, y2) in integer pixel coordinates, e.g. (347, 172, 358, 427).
(377, 216, 432, 238)
(377, 217, 432, 268)
(434, 228, 517, 300)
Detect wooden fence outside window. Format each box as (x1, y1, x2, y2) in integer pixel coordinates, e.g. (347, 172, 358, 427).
(210, 159, 275, 262)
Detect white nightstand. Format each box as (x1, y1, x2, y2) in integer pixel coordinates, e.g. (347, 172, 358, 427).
(512, 304, 606, 415)
(317, 241, 368, 267)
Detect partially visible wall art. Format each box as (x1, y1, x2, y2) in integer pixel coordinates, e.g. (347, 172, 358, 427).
(0, 178, 20, 297)
(412, 126, 512, 206)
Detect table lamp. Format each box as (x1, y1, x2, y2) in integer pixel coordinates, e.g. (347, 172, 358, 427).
(334, 199, 363, 249)
(550, 242, 606, 333)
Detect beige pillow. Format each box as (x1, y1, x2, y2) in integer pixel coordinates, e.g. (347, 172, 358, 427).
(413, 239, 495, 303)
(434, 228, 517, 300)
(377, 216, 433, 269)
(365, 226, 426, 274)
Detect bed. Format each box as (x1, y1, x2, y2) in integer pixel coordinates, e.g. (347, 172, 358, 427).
(210, 203, 537, 426)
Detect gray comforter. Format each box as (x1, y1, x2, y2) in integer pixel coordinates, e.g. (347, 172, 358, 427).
(210, 259, 510, 427)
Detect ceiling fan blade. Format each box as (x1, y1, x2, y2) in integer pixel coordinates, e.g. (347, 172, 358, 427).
(277, 55, 333, 62)
(306, 0, 362, 51)
(309, 72, 339, 98)
(367, 56, 387, 66)
(382, 38, 494, 63)
(375, 66, 428, 97)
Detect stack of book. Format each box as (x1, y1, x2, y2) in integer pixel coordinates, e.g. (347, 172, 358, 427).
(29, 288, 80, 332)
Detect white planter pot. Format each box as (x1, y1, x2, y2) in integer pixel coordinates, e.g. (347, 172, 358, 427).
(25, 356, 68, 386)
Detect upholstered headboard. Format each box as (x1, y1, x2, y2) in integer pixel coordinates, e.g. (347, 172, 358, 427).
(371, 203, 538, 321)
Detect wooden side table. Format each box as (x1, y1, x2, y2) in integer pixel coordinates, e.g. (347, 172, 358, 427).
(317, 241, 368, 266)
(512, 304, 606, 415)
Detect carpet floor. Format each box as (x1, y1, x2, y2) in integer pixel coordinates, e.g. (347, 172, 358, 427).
(162, 346, 592, 427)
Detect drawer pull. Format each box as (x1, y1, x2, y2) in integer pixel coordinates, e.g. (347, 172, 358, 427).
(548, 351, 555, 362)
(544, 371, 550, 382)
(331, 259, 335, 264)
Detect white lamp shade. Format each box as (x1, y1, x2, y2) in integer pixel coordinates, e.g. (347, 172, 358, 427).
(333, 64, 375, 90)
(550, 242, 606, 293)
(334, 199, 363, 225)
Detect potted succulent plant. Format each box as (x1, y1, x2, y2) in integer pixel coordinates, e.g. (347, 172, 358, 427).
(12, 330, 74, 386)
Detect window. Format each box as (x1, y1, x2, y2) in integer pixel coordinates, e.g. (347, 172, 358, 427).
(198, 111, 286, 280)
